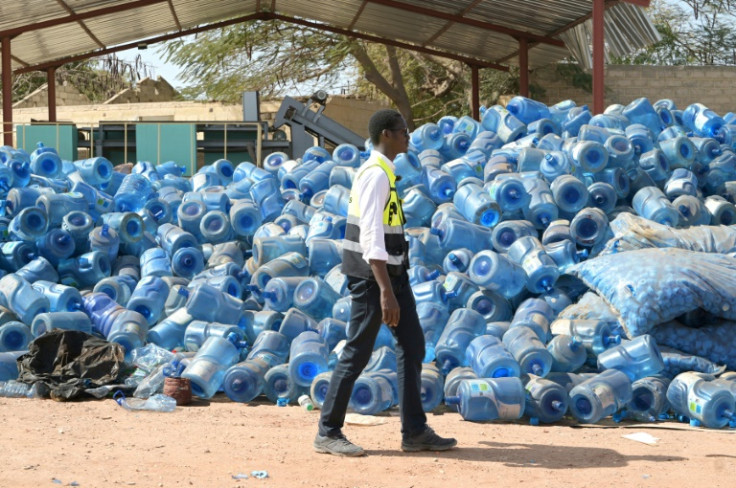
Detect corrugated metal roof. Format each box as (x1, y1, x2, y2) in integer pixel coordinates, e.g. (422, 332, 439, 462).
(1, 0, 659, 74)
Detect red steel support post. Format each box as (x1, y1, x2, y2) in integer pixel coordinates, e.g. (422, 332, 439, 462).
(592, 0, 605, 114)
(48, 67, 57, 122)
(2, 37, 11, 146)
(519, 37, 529, 97)
(471, 64, 480, 120)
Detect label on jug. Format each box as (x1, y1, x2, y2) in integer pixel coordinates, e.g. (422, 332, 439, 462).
(469, 380, 489, 393)
(591, 383, 615, 408)
(443, 274, 458, 292)
(676, 372, 711, 415)
(284, 253, 307, 268)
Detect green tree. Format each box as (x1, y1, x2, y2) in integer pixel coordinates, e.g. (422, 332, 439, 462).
(616, 0, 736, 65)
(162, 20, 516, 129)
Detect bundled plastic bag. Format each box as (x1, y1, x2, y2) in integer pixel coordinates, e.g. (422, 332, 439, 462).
(566, 248, 736, 338)
(659, 347, 726, 377)
(652, 320, 736, 370)
(601, 213, 736, 255)
(130, 344, 175, 373)
(128, 345, 177, 399)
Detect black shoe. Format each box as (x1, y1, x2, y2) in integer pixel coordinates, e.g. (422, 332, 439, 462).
(401, 427, 457, 452)
(314, 434, 365, 457)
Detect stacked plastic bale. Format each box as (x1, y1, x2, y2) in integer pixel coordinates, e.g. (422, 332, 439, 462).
(0, 96, 735, 428)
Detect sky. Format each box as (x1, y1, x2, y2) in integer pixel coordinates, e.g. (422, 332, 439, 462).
(115, 44, 187, 90)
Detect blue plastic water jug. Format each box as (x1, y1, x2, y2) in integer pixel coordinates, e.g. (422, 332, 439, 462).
(523, 375, 569, 424)
(597, 335, 665, 381)
(507, 236, 559, 294)
(289, 330, 329, 387)
(182, 333, 244, 399)
(547, 335, 587, 373)
(502, 326, 553, 377)
(222, 358, 270, 403)
(445, 377, 526, 421)
(434, 308, 486, 374)
(465, 334, 520, 378)
(569, 369, 632, 424)
(31, 311, 92, 337)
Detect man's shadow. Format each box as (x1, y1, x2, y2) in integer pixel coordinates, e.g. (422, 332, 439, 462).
(364, 441, 685, 468)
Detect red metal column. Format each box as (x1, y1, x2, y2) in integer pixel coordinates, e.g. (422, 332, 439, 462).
(47, 67, 57, 122)
(518, 37, 529, 97)
(1, 37, 11, 146)
(471, 64, 480, 120)
(592, 0, 605, 114)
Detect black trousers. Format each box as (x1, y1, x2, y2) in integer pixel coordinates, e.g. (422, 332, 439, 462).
(318, 273, 427, 438)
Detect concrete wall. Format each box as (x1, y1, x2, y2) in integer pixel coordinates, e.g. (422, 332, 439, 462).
(14, 82, 90, 109)
(105, 76, 178, 104)
(532, 65, 736, 114)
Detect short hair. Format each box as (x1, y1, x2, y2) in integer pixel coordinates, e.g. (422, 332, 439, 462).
(368, 109, 404, 145)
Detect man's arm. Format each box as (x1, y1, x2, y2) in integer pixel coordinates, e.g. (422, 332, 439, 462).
(370, 259, 400, 327)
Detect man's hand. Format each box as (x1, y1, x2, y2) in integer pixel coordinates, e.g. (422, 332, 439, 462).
(381, 289, 400, 328)
(370, 259, 400, 327)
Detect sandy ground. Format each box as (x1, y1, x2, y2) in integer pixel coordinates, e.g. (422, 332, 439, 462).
(1, 396, 734, 488)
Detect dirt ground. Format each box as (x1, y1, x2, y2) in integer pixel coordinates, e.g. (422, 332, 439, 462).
(1, 396, 734, 488)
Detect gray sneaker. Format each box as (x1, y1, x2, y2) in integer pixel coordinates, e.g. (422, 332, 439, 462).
(401, 427, 457, 452)
(314, 434, 365, 457)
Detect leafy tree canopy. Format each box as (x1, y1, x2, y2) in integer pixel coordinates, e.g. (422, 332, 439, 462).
(615, 0, 736, 65)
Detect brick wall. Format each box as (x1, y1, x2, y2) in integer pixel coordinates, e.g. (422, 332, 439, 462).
(532, 65, 736, 114)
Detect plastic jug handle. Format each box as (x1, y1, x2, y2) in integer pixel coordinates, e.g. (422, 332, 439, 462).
(445, 395, 460, 406)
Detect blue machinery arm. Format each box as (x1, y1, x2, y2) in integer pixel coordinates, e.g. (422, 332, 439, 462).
(274, 92, 366, 158)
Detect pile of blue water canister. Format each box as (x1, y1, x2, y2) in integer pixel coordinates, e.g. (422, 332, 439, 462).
(1, 95, 736, 429)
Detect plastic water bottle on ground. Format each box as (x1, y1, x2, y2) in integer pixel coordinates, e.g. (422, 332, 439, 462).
(666, 372, 735, 428)
(445, 377, 526, 421)
(222, 358, 270, 403)
(523, 375, 569, 424)
(569, 369, 632, 424)
(113, 391, 176, 412)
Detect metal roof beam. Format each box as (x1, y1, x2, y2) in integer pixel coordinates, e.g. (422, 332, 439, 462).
(495, 0, 636, 64)
(348, 1, 369, 31)
(423, 0, 484, 47)
(11, 54, 29, 67)
(54, 0, 106, 49)
(14, 12, 271, 74)
(0, 0, 169, 39)
(268, 12, 509, 71)
(14, 8, 510, 76)
(363, 0, 565, 47)
(167, 0, 182, 31)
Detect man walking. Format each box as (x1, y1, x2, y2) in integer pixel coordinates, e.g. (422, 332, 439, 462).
(314, 109, 457, 456)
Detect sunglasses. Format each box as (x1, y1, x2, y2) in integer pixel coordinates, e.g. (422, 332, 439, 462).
(387, 127, 410, 137)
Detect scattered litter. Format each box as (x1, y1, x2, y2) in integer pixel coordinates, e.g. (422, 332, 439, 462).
(251, 471, 268, 479)
(69, 482, 79, 487)
(231, 473, 249, 480)
(52, 479, 62, 485)
(642, 474, 651, 479)
(344, 413, 388, 426)
(622, 432, 660, 445)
